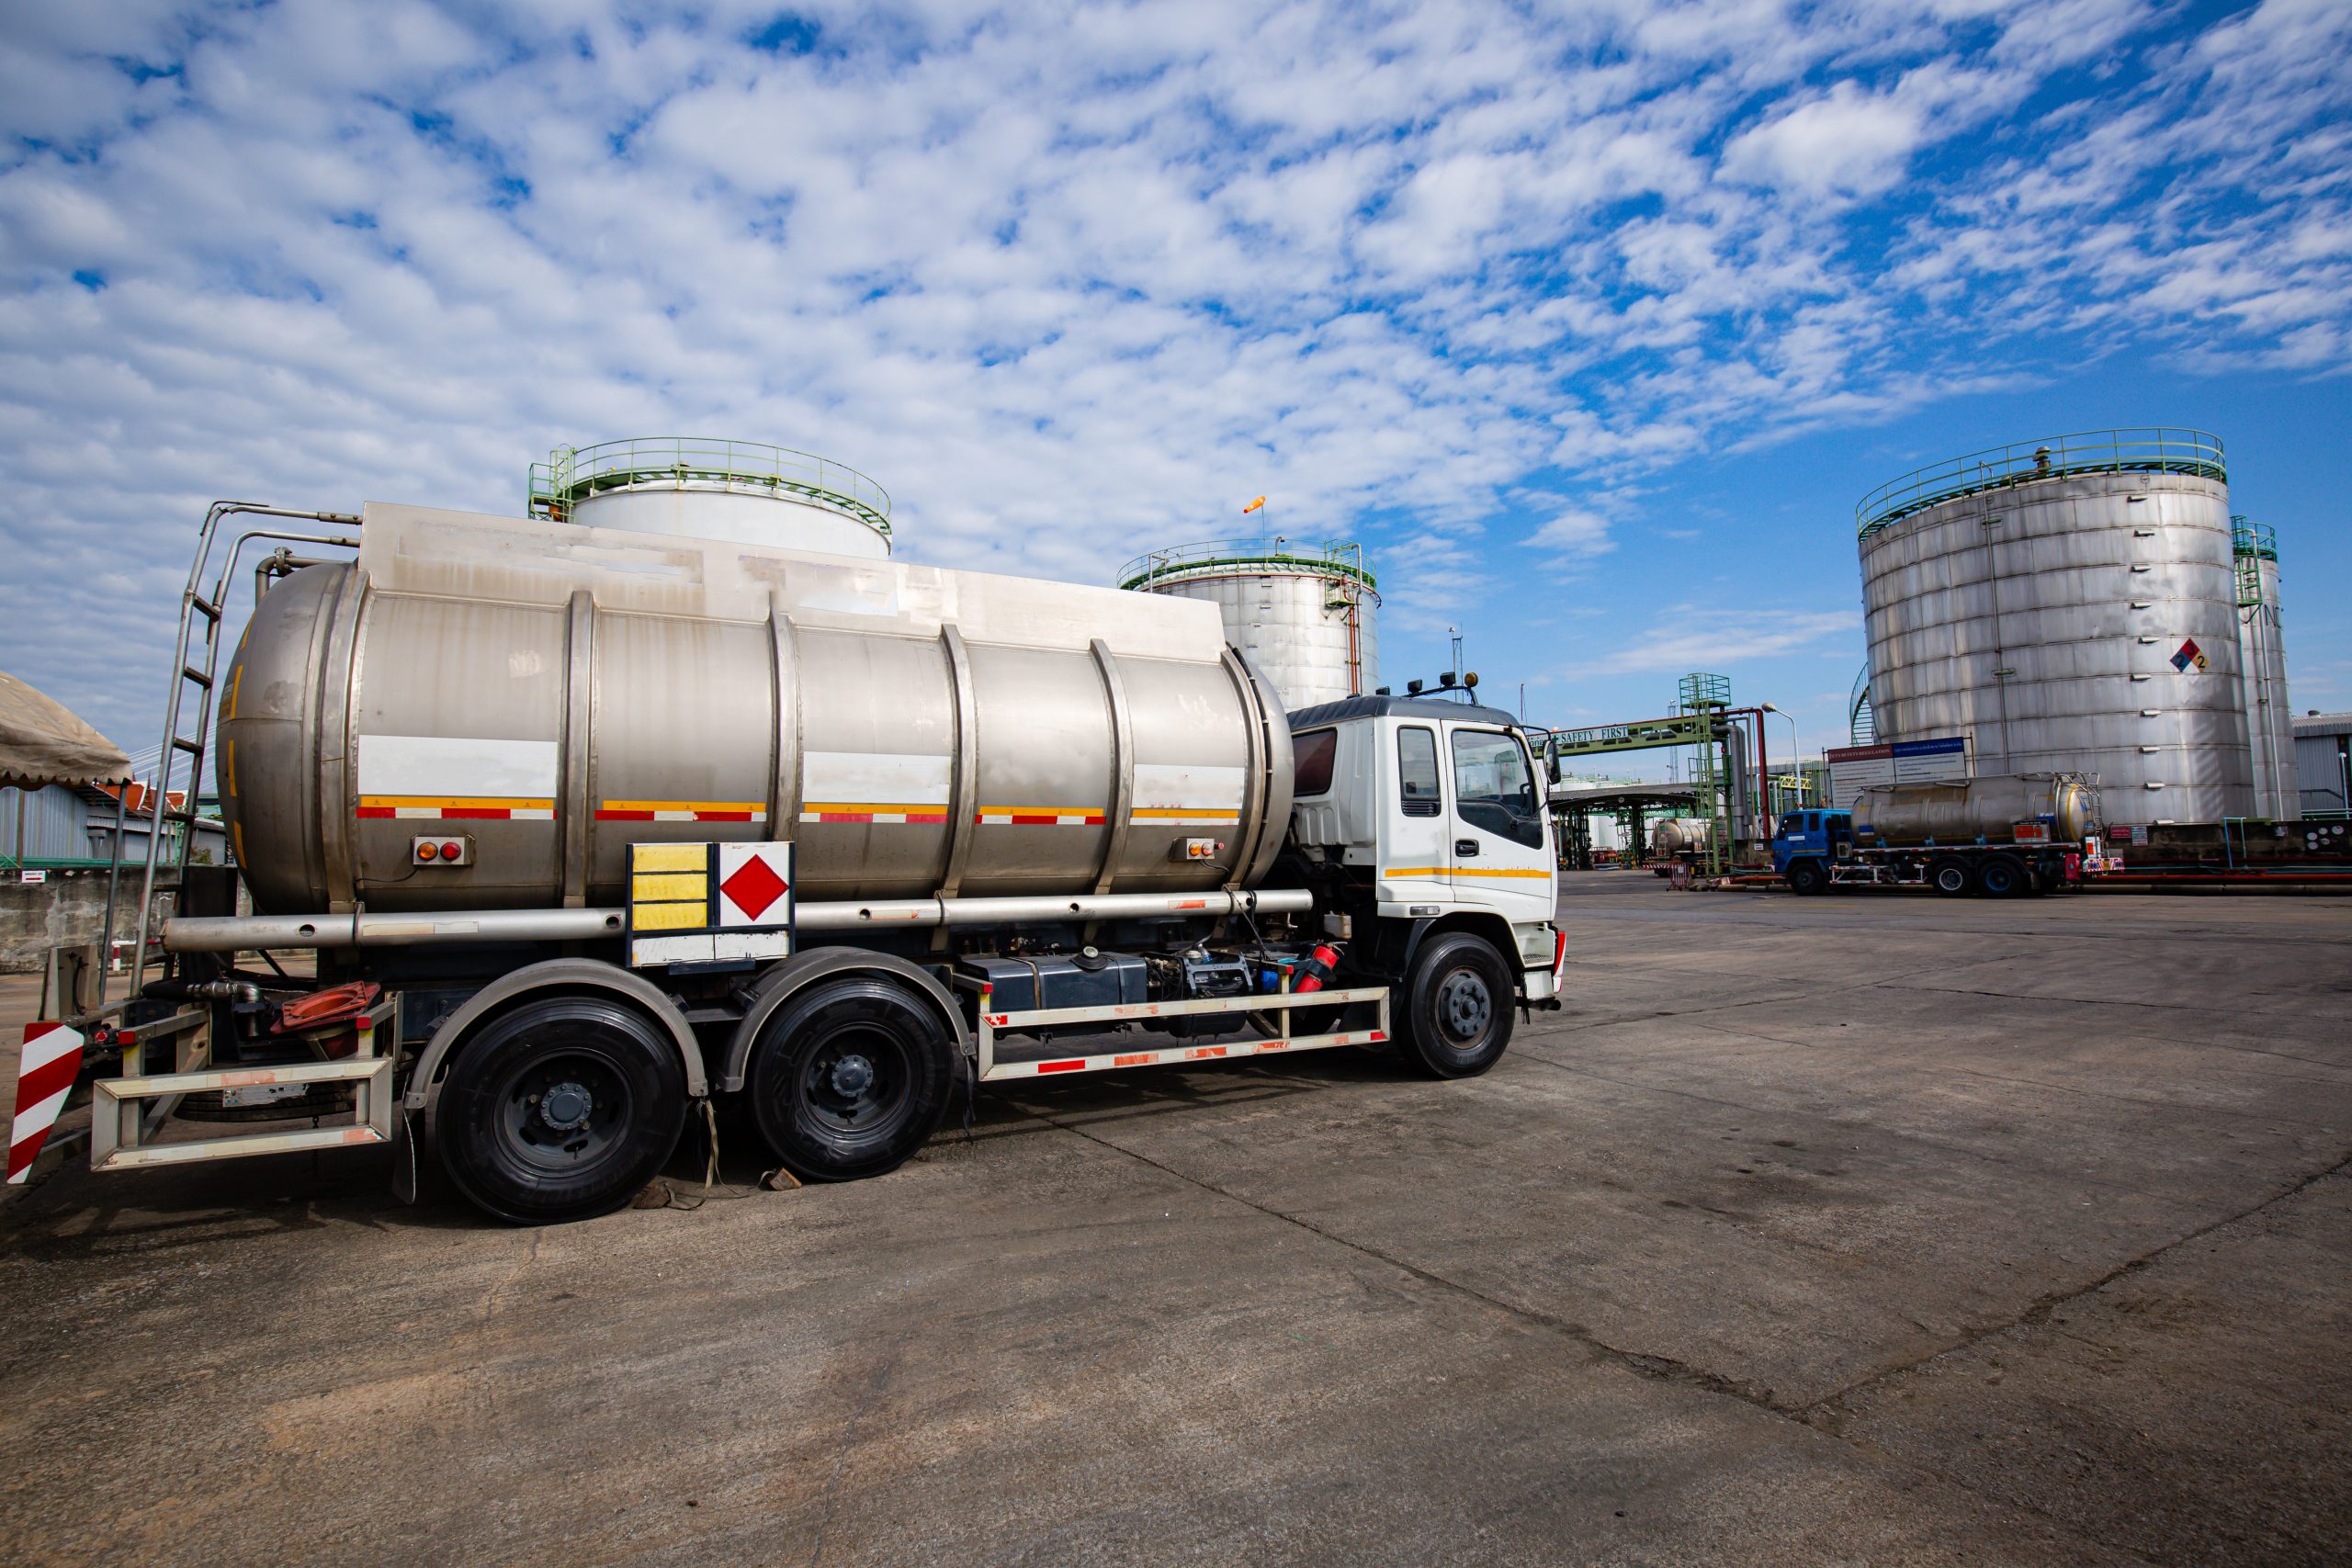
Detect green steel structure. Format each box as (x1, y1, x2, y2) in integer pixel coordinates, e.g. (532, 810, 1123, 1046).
(527, 437, 893, 538)
(2232, 516, 2277, 609)
(1539, 671, 1738, 877)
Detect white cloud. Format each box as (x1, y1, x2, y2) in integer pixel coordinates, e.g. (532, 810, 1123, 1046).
(0, 0, 2343, 746)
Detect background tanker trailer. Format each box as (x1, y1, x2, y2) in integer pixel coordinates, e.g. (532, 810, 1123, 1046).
(36, 494, 1564, 1224)
(1771, 774, 2101, 897)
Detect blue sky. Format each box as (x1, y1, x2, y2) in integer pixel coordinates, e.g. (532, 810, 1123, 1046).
(2, 0, 2346, 781)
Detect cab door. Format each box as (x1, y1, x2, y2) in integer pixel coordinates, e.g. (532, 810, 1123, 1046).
(1376, 721, 1452, 910)
(1442, 723, 1554, 922)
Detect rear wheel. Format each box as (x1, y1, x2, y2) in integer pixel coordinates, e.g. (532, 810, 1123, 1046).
(1977, 854, 2029, 898)
(1396, 932, 1514, 1078)
(749, 976, 956, 1182)
(1928, 858, 1973, 898)
(1786, 860, 1826, 896)
(436, 996, 688, 1225)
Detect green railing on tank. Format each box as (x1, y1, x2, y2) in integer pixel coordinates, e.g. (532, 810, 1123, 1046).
(1118, 538, 1378, 596)
(1856, 428, 2226, 540)
(528, 437, 892, 539)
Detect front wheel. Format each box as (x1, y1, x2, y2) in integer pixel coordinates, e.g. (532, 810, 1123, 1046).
(1786, 860, 1826, 896)
(1396, 932, 1515, 1078)
(749, 976, 956, 1182)
(436, 996, 689, 1225)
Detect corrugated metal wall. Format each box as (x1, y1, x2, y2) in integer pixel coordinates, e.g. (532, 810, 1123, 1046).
(1, 784, 95, 863)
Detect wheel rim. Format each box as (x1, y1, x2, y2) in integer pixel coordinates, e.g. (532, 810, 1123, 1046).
(493, 1049, 634, 1177)
(1435, 968, 1493, 1047)
(1939, 866, 1965, 892)
(801, 1023, 913, 1135)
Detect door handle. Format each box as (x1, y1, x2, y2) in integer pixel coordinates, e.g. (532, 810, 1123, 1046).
(1454, 840, 1478, 856)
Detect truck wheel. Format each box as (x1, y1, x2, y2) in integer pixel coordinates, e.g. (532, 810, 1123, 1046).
(1396, 932, 1514, 1079)
(749, 976, 956, 1182)
(436, 996, 689, 1225)
(1977, 854, 2029, 897)
(1786, 861, 1826, 896)
(1929, 859, 1973, 897)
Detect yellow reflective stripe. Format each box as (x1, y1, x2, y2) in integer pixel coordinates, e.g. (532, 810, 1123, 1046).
(632, 873, 707, 902)
(1130, 807, 1240, 818)
(603, 800, 765, 812)
(630, 843, 707, 873)
(802, 801, 951, 812)
(1384, 866, 1552, 879)
(631, 901, 707, 931)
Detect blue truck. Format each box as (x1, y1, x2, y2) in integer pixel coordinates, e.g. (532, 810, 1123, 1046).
(1770, 804, 2090, 897)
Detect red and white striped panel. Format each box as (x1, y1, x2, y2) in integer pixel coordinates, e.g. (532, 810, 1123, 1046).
(8, 1022, 84, 1184)
(799, 804, 951, 825)
(595, 800, 768, 823)
(984, 1029, 1388, 1080)
(974, 808, 1107, 827)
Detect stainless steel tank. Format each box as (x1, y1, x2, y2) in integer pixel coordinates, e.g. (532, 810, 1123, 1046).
(527, 438, 895, 558)
(219, 503, 1292, 914)
(2233, 521, 2296, 818)
(1849, 774, 2098, 844)
(1120, 540, 1377, 712)
(1648, 818, 1715, 857)
(1856, 430, 2248, 825)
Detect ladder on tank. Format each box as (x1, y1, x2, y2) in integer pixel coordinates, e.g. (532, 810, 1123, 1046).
(105, 503, 365, 1010)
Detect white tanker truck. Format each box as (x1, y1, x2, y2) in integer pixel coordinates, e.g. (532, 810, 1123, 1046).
(36, 493, 1564, 1224)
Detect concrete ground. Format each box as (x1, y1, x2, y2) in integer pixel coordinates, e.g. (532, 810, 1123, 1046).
(2, 874, 2346, 1565)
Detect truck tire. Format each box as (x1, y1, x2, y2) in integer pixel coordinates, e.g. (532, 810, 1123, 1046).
(1929, 858, 1973, 897)
(749, 975, 956, 1182)
(436, 996, 689, 1225)
(1786, 861, 1826, 896)
(1396, 932, 1514, 1078)
(1977, 854, 2029, 897)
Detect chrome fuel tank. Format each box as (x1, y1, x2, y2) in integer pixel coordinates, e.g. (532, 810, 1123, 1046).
(220, 505, 1292, 914)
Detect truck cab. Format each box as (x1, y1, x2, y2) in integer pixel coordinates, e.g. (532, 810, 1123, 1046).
(1772, 807, 1851, 895)
(1283, 695, 1564, 1005)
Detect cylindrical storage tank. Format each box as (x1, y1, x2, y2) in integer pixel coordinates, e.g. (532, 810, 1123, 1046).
(218, 507, 1292, 915)
(1120, 540, 1377, 712)
(2233, 521, 2296, 818)
(1856, 430, 2248, 825)
(1850, 774, 2098, 844)
(529, 438, 894, 558)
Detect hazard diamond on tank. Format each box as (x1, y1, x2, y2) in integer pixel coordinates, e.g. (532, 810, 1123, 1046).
(2171, 637, 2202, 672)
(720, 853, 788, 923)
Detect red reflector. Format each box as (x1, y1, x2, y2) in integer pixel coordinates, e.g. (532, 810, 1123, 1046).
(1037, 1059, 1086, 1074)
(440, 841, 462, 861)
(416, 841, 439, 861)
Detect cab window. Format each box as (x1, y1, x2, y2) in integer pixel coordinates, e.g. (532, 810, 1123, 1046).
(1451, 729, 1545, 849)
(1781, 813, 1805, 834)
(1397, 727, 1441, 817)
(1293, 728, 1338, 797)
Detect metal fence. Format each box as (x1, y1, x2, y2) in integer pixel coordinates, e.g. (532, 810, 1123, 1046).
(528, 437, 892, 537)
(1118, 538, 1377, 593)
(1856, 428, 2226, 539)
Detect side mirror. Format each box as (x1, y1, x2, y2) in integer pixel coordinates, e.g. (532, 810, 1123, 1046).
(1543, 736, 1563, 784)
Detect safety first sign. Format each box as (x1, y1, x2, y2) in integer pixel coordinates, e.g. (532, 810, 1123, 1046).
(628, 841, 795, 968)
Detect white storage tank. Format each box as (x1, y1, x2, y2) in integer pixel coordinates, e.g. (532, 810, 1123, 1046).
(2233, 520, 2296, 818)
(1856, 429, 2250, 825)
(529, 437, 893, 558)
(1120, 538, 1378, 713)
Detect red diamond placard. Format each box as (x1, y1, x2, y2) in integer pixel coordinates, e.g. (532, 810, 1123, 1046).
(719, 851, 789, 924)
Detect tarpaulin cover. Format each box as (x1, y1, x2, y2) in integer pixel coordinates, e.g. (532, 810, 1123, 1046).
(0, 671, 131, 789)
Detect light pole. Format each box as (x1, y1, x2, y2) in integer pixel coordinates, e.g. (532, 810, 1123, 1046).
(1760, 703, 1802, 810)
